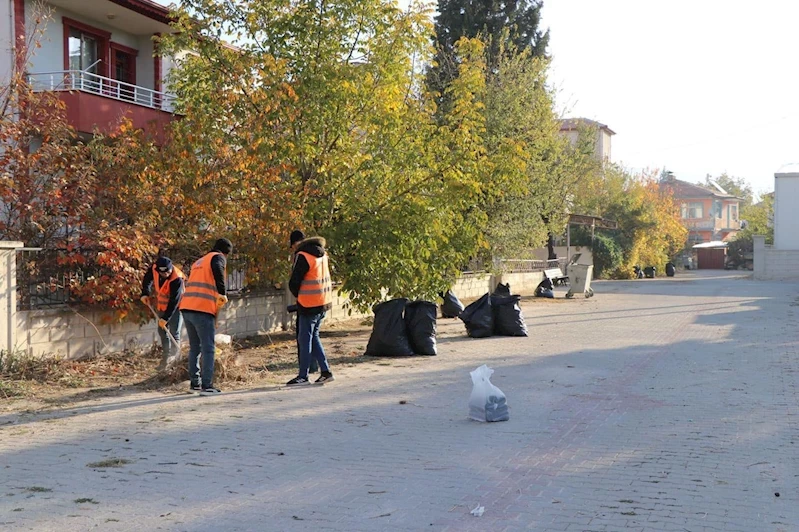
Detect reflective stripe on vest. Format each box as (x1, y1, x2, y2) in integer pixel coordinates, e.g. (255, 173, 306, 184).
(153, 265, 184, 312)
(179, 252, 223, 315)
(296, 252, 332, 308)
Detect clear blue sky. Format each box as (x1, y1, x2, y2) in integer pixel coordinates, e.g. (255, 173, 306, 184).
(155, 0, 794, 194)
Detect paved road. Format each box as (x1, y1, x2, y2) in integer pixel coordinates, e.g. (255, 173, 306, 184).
(1, 271, 798, 531)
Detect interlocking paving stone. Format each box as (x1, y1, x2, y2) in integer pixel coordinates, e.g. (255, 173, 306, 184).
(1, 271, 797, 531)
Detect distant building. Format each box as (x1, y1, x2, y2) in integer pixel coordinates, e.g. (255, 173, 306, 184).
(559, 118, 615, 162)
(753, 165, 799, 280)
(660, 175, 742, 244)
(773, 165, 799, 249)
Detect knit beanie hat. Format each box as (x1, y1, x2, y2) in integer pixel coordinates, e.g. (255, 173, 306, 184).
(289, 230, 305, 247)
(213, 238, 233, 254)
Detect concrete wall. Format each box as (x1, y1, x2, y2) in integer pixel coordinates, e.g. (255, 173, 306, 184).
(5, 264, 547, 359)
(17, 287, 367, 359)
(753, 235, 799, 280)
(1, 242, 23, 355)
(774, 172, 799, 250)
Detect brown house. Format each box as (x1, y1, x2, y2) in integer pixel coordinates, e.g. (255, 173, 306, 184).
(661, 176, 742, 245)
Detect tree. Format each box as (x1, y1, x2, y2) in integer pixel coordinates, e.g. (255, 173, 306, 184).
(704, 173, 754, 208)
(478, 42, 598, 260)
(428, 0, 549, 107)
(574, 165, 687, 278)
(160, 0, 493, 310)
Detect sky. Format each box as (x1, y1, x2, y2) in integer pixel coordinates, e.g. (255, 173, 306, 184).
(153, 0, 797, 194)
(542, 0, 799, 195)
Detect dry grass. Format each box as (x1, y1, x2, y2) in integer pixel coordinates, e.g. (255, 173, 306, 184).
(1, 317, 376, 408)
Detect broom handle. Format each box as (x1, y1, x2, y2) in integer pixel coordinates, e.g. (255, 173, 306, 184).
(145, 300, 180, 350)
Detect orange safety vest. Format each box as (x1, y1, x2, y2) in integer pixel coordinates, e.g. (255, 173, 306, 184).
(152, 265, 184, 312)
(179, 252, 224, 315)
(296, 251, 332, 309)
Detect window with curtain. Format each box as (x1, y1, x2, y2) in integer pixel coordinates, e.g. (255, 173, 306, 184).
(681, 202, 704, 219)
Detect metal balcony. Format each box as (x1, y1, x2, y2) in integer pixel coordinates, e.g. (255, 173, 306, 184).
(27, 70, 175, 112)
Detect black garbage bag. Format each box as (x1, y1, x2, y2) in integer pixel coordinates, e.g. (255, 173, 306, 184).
(491, 294, 528, 336)
(364, 298, 415, 356)
(441, 290, 465, 318)
(535, 278, 554, 297)
(665, 262, 676, 277)
(492, 282, 511, 296)
(459, 293, 494, 338)
(404, 300, 437, 356)
(644, 266, 656, 278)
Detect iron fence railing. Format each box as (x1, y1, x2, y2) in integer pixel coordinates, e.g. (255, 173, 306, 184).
(14, 248, 272, 310)
(16, 248, 82, 310)
(27, 70, 176, 111)
(15, 248, 561, 310)
(494, 258, 567, 273)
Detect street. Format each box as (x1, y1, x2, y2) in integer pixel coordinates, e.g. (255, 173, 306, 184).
(1, 271, 797, 531)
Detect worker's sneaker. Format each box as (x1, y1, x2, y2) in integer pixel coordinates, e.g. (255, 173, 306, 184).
(189, 384, 202, 394)
(314, 372, 335, 385)
(200, 387, 222, 396)
(286, 376, 310, 386)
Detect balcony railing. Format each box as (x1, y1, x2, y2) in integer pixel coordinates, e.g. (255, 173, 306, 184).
(684, 218, 741, 232)
(27, 70, 175, 111)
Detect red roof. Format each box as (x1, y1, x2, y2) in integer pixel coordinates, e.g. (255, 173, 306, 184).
(110, 0, 172, 25)
(661, 177, 742, 201)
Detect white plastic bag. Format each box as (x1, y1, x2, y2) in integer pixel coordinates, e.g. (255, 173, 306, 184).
(468, 364, 509, 422)
(214, 333, 232, 345)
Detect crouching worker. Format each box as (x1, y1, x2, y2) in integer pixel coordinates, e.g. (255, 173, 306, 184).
(141, 257, 185, 370)
(179, 238, 232, 395)
(286, 230, 334, 386)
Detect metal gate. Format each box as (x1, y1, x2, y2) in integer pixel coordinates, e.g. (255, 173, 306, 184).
(697, 248, 725, 269)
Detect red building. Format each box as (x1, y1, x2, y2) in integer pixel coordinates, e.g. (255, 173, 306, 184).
(661, 176, 742, 245)
(5, 0, 176, 141)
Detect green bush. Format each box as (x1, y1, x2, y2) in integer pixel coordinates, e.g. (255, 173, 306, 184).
(592, 233, 624, 278)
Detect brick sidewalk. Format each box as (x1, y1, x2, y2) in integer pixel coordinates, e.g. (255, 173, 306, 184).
(1, 272, 798, 531)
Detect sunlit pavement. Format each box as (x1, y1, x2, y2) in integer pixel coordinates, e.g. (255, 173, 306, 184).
(1, 270, 797, 531)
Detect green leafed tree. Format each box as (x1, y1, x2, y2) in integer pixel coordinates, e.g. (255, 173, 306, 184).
(160, 0, 491, 310)
(704, 173, 754, 208)
(428, 0, 549, 108)
(478, 41, 599, 261)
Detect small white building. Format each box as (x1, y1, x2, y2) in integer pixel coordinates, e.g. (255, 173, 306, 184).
(559, 118, 614, 162)
(754, 164, 799, 279)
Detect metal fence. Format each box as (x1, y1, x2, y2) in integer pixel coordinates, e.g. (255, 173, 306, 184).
(15, 248, 270, 311)
(16, 248, 81, 309)
(15, 248, 561, 310)
(27, 70, 176, 111)
(494, 258, 567, 273)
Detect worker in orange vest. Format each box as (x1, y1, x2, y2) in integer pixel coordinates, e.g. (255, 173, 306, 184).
(179, 238, 232, 395)
(286, 230, 334, 386)
(140, 256, 185, 370)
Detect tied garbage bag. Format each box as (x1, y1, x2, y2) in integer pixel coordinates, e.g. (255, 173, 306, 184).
(491, 294, 528, 336)
(364, 298, 415, 357)
(665, 262, 676, 277)
(459, 293, 494, 338)
(535, 278, 554, 298)
(441, 290, 465, 318)
(492, 282, 511, 297)
(468, 364, 509, 422)
(404, 300, 437, 356)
